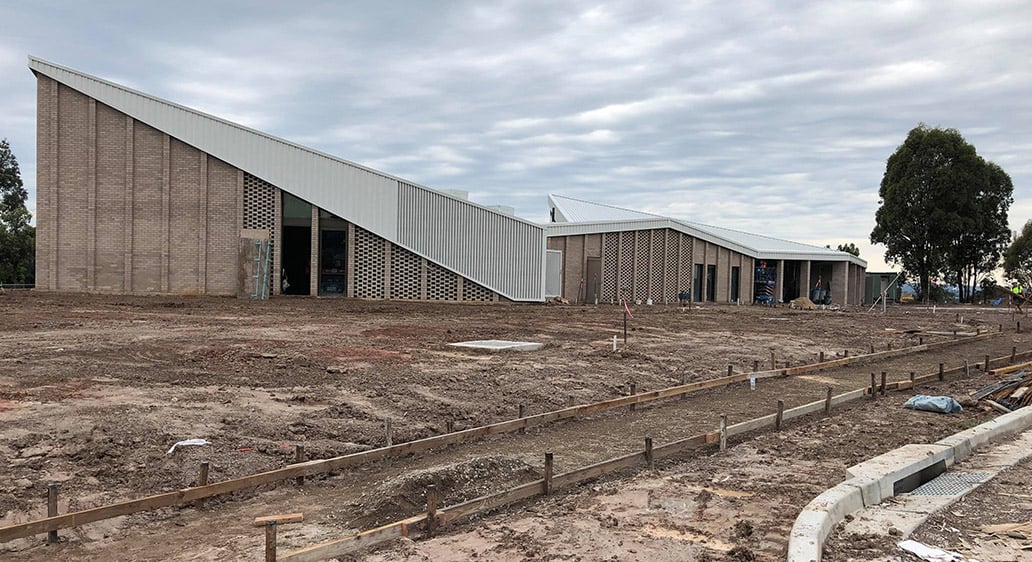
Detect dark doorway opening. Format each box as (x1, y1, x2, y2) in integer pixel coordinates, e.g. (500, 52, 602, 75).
(706, 264, 716, 301)
(693, 264, 703, 302)
(731, 266, 741, 303)
(784, 261, 801, 300)
(585, 257, 601, 304)
(281, 226, 311, 295)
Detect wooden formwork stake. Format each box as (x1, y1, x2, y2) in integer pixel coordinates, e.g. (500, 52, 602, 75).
(47, 483, 59, 544)
(909, 371, 916, 385)
(964, 359, 970, 377)
(870, 373, 877, 399)
(385, 419, 393, 447)
(869, 343, 874, 354)
(753, 360, 759, 372)
(680, 372, 687, 400)
(445, 420, 455, 433)
(919, 336, 924, 345)
(425, 484, 439, 538)
(518, 404, 526, 434)
(1013, 346, 1018, 363)
(775, 400, 785, 431)
(196, 461, 210, 508)
(727, 364, 733, 377)
(984, 354, 991, 372)
(819, 351, 825, 363)
(645, 436, 654, 470)
(939, 363, 945, 381)
(719, 415, 728, 452)
(1000, 323, 1004, 333)
(824, 386, 833, 414)
(629, 383, 637, 411)
(880, 371, 887, 395)
(264, 521, 277, 562)
(844, 349, 849, 358)
(543, 453, 554, 495)
(566, 395, 575, 408)
(294, 445, 305, 486)
(770, 351, 775, 370)
(197, 460, 210, 486)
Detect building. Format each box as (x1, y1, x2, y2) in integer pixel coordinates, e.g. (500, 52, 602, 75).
(29, 56, 544, 302)
(545, 195, 866, 305)
(29, 56, 866, 305)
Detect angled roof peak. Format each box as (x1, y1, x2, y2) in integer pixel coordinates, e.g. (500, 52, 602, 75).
(548, 194, 662, 223)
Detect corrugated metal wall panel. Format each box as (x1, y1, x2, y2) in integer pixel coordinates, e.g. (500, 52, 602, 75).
(397, 183, 544, 301)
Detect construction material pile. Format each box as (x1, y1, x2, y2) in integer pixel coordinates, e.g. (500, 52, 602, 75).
(973, 371, 1032, 410)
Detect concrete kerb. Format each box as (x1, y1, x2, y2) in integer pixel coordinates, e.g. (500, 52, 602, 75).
(787, 406, 1032, 562)
(935, 406, 1032, 461)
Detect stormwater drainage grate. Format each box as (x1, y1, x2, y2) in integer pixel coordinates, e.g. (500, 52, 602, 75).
(909, 472, 992, 496)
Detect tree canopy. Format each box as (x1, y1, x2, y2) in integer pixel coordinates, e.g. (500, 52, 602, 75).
(835, 243, 860, 257)
(1004, 219, 1032, 283)
(870, 125, 1013, 303)
(0, 139, 34, 285)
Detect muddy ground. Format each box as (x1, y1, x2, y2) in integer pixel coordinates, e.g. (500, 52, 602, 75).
(0, 292, 1026, 561)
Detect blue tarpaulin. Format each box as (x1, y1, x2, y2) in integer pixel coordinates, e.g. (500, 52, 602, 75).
(904, 395, 963, 414)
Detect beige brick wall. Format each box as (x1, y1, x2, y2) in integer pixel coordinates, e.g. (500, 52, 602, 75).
(56, 83, 89, 291)
(34, 75, 243, 295)
(94, 103, 127, 291)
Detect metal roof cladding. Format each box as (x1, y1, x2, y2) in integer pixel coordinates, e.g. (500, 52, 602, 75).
(546, 194, 867, 267)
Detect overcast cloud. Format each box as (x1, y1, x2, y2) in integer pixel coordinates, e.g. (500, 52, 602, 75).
(2, 0, 1030, 272)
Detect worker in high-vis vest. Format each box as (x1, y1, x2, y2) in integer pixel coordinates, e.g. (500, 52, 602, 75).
(1013, 284, 1026, 314)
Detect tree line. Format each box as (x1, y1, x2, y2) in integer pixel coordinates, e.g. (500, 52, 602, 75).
(0, 138, 34, 286)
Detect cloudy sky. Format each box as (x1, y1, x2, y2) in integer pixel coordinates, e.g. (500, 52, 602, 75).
(2, 1, 1030, 272)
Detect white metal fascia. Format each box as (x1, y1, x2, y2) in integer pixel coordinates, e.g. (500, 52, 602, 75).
(29, 56, 546, 301)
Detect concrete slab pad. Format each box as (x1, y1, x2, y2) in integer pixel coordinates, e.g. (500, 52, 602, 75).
(448, 340, 544, 352)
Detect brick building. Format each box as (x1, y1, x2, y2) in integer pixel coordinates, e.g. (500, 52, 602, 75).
(30, 57, 865, 305)
(30, 57, 544, 302)
(544, 196, 866, 305)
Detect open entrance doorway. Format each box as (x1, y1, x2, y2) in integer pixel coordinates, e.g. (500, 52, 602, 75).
(319, 210, 349, 296)
(280, 193, 312, 295)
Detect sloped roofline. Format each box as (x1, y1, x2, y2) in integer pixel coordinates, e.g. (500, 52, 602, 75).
(27, 56, 541, 230)
(29, 55, 548, 301)
(546, 194, 867, 267)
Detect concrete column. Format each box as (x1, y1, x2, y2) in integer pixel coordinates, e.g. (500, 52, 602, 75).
(309, 206, 319, 296)
(776, 259, 784, 303)
(798, 260, 809, 301)
(832, 261, 848, 305)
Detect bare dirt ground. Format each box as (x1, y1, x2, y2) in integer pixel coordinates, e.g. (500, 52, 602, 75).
(0, 291, 1027, 561)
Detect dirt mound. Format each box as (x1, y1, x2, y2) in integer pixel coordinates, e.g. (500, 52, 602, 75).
(790, 297, 817, 310)
(350, 456, 538, 527)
